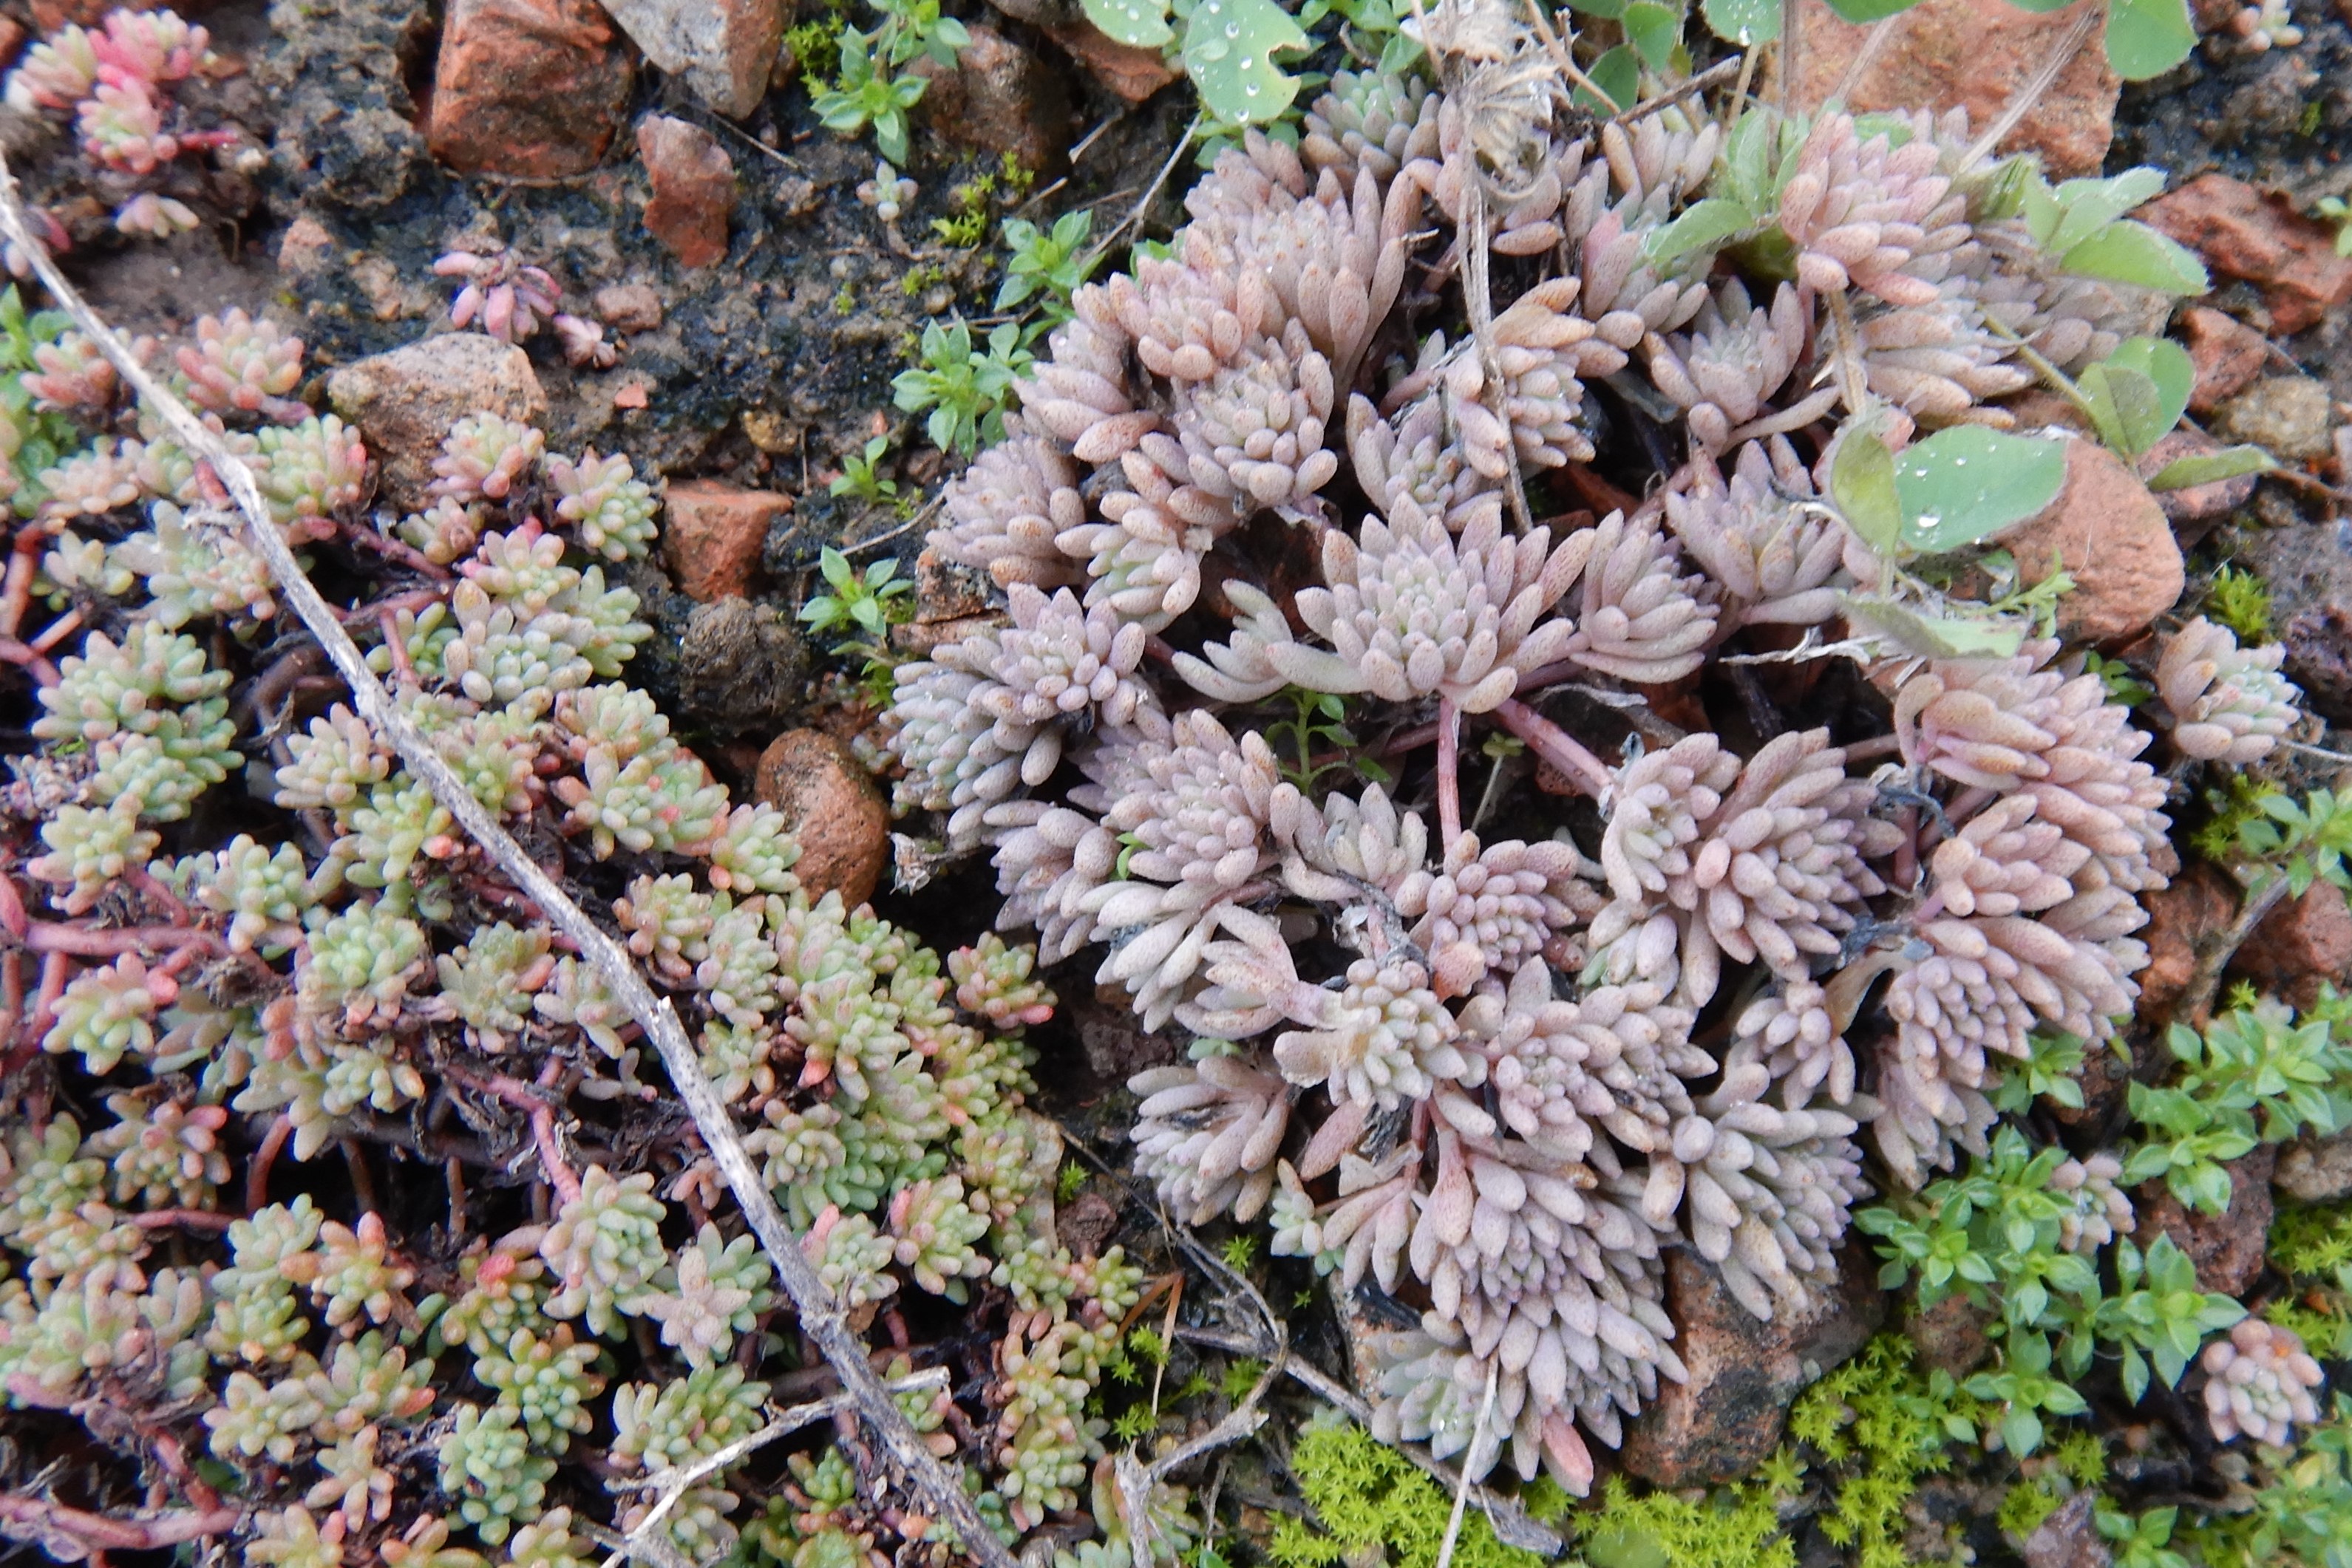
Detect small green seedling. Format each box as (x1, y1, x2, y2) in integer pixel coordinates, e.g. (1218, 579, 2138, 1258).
(799, 546, 914, 643)
(891, 318, 1032, 455)
(829, 436, 900, 505)
(2319, 196, 2352, 258)
(812, 31, 931, 165)
(996, 211, 1097, 316)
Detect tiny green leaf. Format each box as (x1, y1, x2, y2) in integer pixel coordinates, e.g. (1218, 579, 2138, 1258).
(1622, 0, 1682, 67)
(2062, 220, 2210, 294)
(1574, 44, 1640, 112)
(1643, 197, 1755, 263)
(1894, 426, 2069, 553)
(1830, 427, 1903, 556)
(2104, 0, 2197, 79)
(1700, 0, 1778, 41)
(2147, 444, 2279, 491)
(1082, 0, 1174, 46)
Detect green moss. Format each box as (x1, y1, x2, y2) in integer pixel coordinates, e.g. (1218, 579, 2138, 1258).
(1998, 1477, 2062, 1539)
(2207, 563, 2274, 644)
(1785, 1334, 1979, 1568)
(1574, 1477, 1794, 1568)
(1274, 1416, 1549, 1568)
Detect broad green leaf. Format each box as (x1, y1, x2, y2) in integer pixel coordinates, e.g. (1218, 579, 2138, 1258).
(1841, 596, 2028, 659)
(1830, 429, 1902, 555)
(1583, 1526, 1670, 1568)
(1895, 426, 2070, 553)
(1822, 0, 1924, 20)
(1083, 0, 1174, 46)
(1702, 0, 1778, 41)
(2078, 363, 2169, 457)
(1565, 0, 1628, 18)
(2147, 444, 2279, 490)
(1643, 197, 1755, 263)
(2106, 336, 2194, 432)
(1999, 0, 2076, 12)
(1572, 44, 1640, 112)
(1182, 0, 1310, 124)
(2062, 219, 2209, 293)
(1623, 0, 1682, 66)
(2106, 0, 2197, 78)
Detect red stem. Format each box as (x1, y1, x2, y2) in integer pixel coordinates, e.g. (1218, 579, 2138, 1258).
(339, 518, 452, 581)
(245, 1112, 293, 1213)
(27, 604, 81, 652)
(0, 528, 45, 642)
(0, 870, 27, 938)
(0, 637, 61, 686)
(1435, 698, 1462, 853)
(1491, 698, 1614, 800)
(131, 1208, 235, 1232)
(26, 923, 219, 957)
(124, 865, 194, 927)
(0, 1491, 237, 1552)
(444, 1064, 581, 1205)
(339, 586, 444, 627)
(22, 950, 67, 1060)
(378, 607, 420, 686)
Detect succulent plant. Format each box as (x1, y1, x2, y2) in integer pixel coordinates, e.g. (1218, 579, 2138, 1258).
(2202, 1318, 2325, 1445)
(2157, 616, 2301, 764)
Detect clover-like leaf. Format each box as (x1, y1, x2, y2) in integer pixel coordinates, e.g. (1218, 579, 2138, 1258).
(1830, 426, 1901, 556)
(1623, 0, 1682, 67)
(1573, 44, 1640, 112)
(1084, 0, 1175, 47)
(2062, 220, 2209, 294)
(1894, 426, 2068, 553)
(1841, 596, 2028, 660)
(1823, 0, 1923, 19)
(1701, 0, 1778, 41)
(2105, 0, 2197, 79)
(1183, 0, 1311, 123)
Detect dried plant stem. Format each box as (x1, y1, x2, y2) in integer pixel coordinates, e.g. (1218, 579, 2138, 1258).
(2177, 870, 2296, 1029)
(1962, 1, 2100, 168)
(1778, 0, 1801, 117)
(1492, 697, 1613, 798)
(1826, 16, 1900, 107)
(0, 150, 1022, 1568)
(600, 1370, 951, 1568)
(1432, 1360, 1500, 1568)
(1607, 55, 1746, 127)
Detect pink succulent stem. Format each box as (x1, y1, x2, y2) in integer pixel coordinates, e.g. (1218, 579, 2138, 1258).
(338, 586, 445, 627)
(0, 870, 28, 939)
(0, 637, 61, 686)
(0, 527, 45, 641)
(1435, 698, 1463, 853)
(124, 863, 194, 925)
(0, 1491, 237, 1553)
(27, 606, 81, 653)
(18, 950, 67, 1066)
(444, 1063, 581, 1205)
(1491, 698, 1613, 800)
(378, 607, 421, 686)
(336, 519, 452, 581)
(25, 921, 218, 956)
(245, 1112, 293, 1213)
(131, 1207, 234, 1231)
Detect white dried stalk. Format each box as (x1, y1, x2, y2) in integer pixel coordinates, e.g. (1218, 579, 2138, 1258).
(0, 151, 1023, 1568)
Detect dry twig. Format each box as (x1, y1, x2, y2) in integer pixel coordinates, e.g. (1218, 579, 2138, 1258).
(0, 150, 1022, 1568)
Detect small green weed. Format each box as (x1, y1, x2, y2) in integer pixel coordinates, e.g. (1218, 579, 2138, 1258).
(892, 318, 1031, 455)
(829, 436, 900, 505)
(997, 211, 1096, 318)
